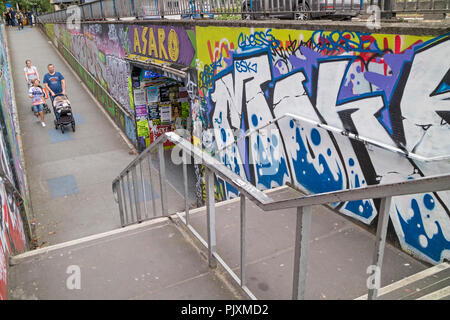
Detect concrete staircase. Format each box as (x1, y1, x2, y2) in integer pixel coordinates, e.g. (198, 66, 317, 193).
(7, 187, 434, 300)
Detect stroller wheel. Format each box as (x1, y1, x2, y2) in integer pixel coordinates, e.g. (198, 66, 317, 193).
(72, 122, 75, 132)
(61, 126, 65, 134)
(54, 120, 58, 129)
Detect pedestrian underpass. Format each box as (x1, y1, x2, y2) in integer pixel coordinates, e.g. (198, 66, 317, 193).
(0, 15, 449, 300)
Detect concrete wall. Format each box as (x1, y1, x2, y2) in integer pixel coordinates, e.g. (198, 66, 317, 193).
(43, 23, 137, 144)
(39, 20, 450, 265)
(0, 24, 29, 300)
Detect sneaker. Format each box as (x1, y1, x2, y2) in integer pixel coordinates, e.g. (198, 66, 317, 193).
(41, 122, 46, 127)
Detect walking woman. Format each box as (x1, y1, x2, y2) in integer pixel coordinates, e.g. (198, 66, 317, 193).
(24, 59, 40, 87)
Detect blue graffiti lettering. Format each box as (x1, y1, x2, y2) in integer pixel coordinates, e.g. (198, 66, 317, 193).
(235, 60, 258, 73)
(237, 29, 280, 51)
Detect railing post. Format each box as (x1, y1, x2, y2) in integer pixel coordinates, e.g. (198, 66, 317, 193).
(240, 193, 246, 287)
(90, 3, 94, 20)
(131, 166, 142, 222)
(121, 175, 130, 225)
(113, 0, 118, 18)
(100, 0, 104, 20)
(125, 171, 135, 222)
(183, 148, 190, 225)
(158, 144, 169, 216)
(292, 205, 312, 300)
(147, 152, 158, 217)
(114, 180, 125, 226)
(139, 161, 149, 220)
(367, 196, 392, 300)
(159, 0, 165, 18)
(131, 0, 136, 17)
(205, 168, 217, 268)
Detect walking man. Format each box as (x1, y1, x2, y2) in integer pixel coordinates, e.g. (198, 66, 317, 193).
(43, 64, 66, 120)
(10, 8, 16, 26)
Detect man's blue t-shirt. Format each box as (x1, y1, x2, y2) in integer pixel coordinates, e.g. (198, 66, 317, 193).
(43, 72, 64, 95)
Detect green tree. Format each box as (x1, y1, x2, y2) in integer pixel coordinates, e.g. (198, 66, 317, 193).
(0, 0, 52, 14)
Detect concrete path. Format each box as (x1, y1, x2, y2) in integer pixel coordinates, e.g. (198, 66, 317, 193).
(6, 26, 186, 247)
(184, 187, 429, 300)
(7, 186, 430, 300)
(8, 218, 243, 300)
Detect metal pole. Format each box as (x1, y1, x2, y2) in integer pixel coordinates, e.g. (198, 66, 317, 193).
(240, 193, 246, 287)
(139, 161, 149, 220)
(113, 0, 118, 18)
(183, 148, 190, 225)
(292, 205, 312, 300)
(125, 171, 135, 222)
(205, 168, 217, 268)
(368, 196, 392, 300)
(158, 144, 169, 216)
(115, 181, 125, 226)
(131, 166, 142, 222)
(160, 0, 165, 18)
(121, 175, 130, 225)
(147, 153, 158, 217)
(131, 0, 136, 17)
(100, 0, 104, 19)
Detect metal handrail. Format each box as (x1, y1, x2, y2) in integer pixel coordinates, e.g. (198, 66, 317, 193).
(217, 112, 450, 163)
(37, 0, 450, 22)
(112, 130, 450, 301)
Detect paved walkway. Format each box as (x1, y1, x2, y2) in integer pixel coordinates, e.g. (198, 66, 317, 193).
(6, 26, 187, 247)
(7, 187, 430, 300)
(8, 218, 242, 300)
(185, 187, 429, 299)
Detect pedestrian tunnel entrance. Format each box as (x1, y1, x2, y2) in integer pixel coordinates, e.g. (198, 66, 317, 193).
(126, 55, 192, 153)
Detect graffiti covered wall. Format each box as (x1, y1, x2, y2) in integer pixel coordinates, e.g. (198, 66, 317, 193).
(40, 20, 449, 265)
(0, 25, 29, 300)
(195, 26, 450, 265)
(43, 23, 136, 144)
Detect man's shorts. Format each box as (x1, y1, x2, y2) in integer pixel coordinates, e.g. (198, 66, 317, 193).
(32, 104, 44, 114)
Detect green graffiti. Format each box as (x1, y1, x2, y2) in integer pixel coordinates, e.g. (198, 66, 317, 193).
(123, 26, 130, 54)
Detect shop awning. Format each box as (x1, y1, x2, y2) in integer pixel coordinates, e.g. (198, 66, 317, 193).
(125, 54, 189, 83)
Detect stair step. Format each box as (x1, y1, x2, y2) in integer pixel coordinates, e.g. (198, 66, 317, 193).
(355, 262, 450, 300)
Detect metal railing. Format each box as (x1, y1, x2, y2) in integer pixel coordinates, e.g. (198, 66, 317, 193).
(112, 128, 450, 300)
(38, 0, 450, 23)
(217, 112, 450, 162)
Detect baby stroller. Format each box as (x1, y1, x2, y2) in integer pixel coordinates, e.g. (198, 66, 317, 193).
(53, 94, 75, 133)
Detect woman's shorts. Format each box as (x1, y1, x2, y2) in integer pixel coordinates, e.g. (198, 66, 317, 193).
(32, 104, 44, 114)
